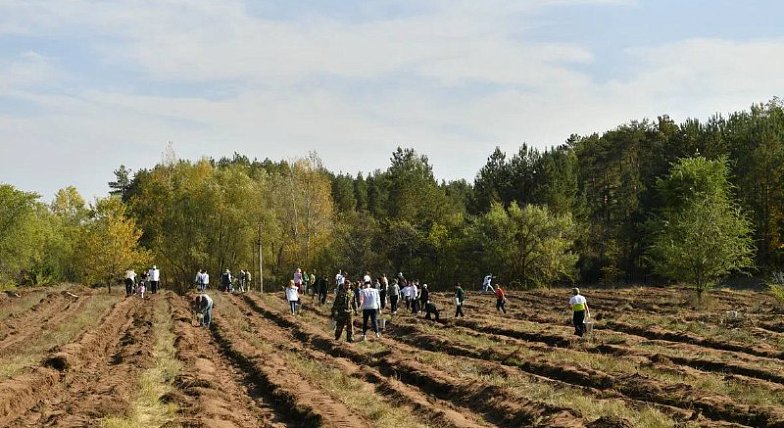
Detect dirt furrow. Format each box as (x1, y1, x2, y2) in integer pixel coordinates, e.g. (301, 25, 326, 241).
(244, 294, 588, 428)
(384, 316, 784, 428)
(417, 301, 784, 387)
(0, 291, 93, 356)
(292, 298, 764, 428)
(14, 298, 155, 427)
(165, 293, 285, 428)
(0, 292, 70, 343)
(299, 301, 752, 427)
(227, 294, 491, 428)
(603, 320, 784, 360)
(210, 309, 371, 427)
(0, 295, 132, 427)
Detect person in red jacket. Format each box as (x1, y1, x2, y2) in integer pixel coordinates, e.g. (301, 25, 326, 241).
(495, 285, 507, 314)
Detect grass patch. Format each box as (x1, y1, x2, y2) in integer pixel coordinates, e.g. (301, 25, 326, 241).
(293, 353, 427, 428)
(409, 337, 677, 428)
(424, 319, 784, 408)
(0, 290, 46, 322)
(102, 298, 181, 428)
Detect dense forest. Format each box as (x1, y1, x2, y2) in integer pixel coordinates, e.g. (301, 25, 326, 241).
(2, 99, 783, 291)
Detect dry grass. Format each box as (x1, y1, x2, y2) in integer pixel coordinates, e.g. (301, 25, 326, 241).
(0, 290, 46, 322)
(294, 354, 427, 428)
(218, 293, 428, 427)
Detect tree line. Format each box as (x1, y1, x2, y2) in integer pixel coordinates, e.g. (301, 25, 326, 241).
(1, 99, 781, 292)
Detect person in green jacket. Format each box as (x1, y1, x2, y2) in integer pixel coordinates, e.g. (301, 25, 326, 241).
(331, 280, 358, 342)
(454, 283, 465, 318)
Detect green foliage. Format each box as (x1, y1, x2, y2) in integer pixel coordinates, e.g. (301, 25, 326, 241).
(472, 202, 577, 288)
(0, 185, 47, 285)
(766, 272, 784, 307)
(768, 283, 784, 307)
(74, 197, 150, 292)
(647, 157, 755, 294)
(8, 100, 784, 288)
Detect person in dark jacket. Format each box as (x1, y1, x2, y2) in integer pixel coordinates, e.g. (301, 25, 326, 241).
(454, 283, 465, 318)
(221, 269, 232, 292)
(352, 282, 361, 309)
(315, 274, 329, 305)
(424, 301, 440, 321)
(419, 283, 430, 312)
(388, 279, 400, 315)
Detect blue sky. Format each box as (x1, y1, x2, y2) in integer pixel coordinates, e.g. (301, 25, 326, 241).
(1, 0, 783, 200)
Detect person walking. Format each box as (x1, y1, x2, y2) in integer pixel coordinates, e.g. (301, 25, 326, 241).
(495, 284, 507, 314)
(293, 268, 303, 292)
(124, 268, 137, 296)
(454, 283, 465, 318)
(198, 293, 214, 328)
(378, 277, 387, 311)
(419, 283, 430, 313)
(221, 269, 232, 293)
(285, 280, 300, 316)
(569, 288, 590, 337)
(309, 269, 318, 297)
(202, 270, 210, 291)
(331, 280, 358, 342)
(359, 282, 381, 339)
(389, 279, 400, 315)
(410, 282, 420, 314)
(148, 265, 161, 294)
(237, 269, 247, 293)
(402, 281, 411, 310)
(482, 273, 494, 293)
(194, 270, 205, 292)
(315, 274, 328, 305)
(352, 282, 361, 310)
(244, 269, 251, 292)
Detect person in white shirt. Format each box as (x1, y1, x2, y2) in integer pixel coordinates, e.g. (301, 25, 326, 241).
(410, 282, 420, 314)
(359, 283, 381, 339)
(148, 265, 161, 294)
(124, 269, 137, 296)
(402, 283, 412, 310)
(335, 270, 345, 294)
(195, 270, 205, 292)
(285, 280, 300, 316)
(202, 271, 210, 290)
(568, 288, 590, 337)
(363, 271, 372, 285)
(482, 274, 494, 293)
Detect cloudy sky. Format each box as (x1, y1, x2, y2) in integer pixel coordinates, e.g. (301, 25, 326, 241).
(1, 0, 782, 201)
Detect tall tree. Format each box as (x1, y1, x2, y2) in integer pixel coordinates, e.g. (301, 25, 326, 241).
(472, 202, 577, 288)
(647, 157, 755, 296)
(74, 197, 150, 293)
(0, 185, 44, 284)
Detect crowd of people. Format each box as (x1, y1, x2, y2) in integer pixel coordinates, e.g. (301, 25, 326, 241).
(194, 268, 253, 293)
(183, 266, 592, 339)
(123, 265, 161, 299)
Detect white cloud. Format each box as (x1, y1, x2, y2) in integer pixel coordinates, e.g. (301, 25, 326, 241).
(0, 1, 781, 200)
(0, 51, 57, 91)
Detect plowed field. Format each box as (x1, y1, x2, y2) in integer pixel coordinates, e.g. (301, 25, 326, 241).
(2, 285, 784, 427)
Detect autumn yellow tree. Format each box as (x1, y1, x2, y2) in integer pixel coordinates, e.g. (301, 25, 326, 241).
(271, 154, 334, 271)
(75, 197, 149, 293)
